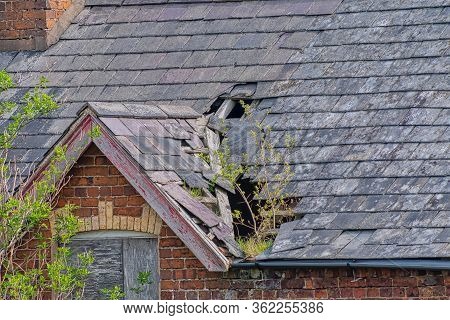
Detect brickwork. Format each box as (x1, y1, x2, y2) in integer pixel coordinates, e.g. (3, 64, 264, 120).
(12, 144, 450, 300)
(0, 0, 76, 50)
(159, 221, 450, 299)
(55, 144, 162, 235)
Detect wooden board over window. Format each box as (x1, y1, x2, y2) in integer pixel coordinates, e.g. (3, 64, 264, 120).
(68, 231, 159, 300)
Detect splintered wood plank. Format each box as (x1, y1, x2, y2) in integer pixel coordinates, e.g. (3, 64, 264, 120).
(92, 215, 99, 231)
(113, 215, 120, 230)
(120, 215, 128, 230)
(205, 126, 233, 229)
(141, 204, 149, 232)
(106, 201, 113, 229)
(216, 189, 233, 228)
(99, 201, 107, 230)
(123, 238, 159, 300)
(162, 183, 220, 228)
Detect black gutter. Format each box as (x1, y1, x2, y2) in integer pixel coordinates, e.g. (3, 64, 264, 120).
(231, 259, 450, 271)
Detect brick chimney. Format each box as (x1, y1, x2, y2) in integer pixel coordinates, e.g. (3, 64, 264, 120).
(0, 0, 84, 51)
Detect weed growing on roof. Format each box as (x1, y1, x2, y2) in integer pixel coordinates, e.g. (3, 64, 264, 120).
(237, 237, 273, 259)
(182, 181, 204, 198)
(214, 100, 295, 258)
(88, 124, 102, 139)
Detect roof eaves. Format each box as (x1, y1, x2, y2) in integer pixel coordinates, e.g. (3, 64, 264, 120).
(232, 258, 450, 271)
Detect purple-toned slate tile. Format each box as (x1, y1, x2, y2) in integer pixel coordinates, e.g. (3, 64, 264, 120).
(158, 104, 200, 119)
(100, 118, 134, 136)
(188, 67, 220, 83)
(116, 136, 142, 156)
(133, 69, 167, 85)
(230, 1, 261, 18)
(289, 0, 315, 15)
(141, 119, 172, 138)
(120, 118, 152, 137)
(159, 119, 191, 139)
(159, 68, 194, 84)
(181, 4, 211, 21)
(257, 1, 289, 17)
(157, 5, 188, 21)
(131, 6, 164, 22)
(137, 52, 167, 69)
(308, 0, 343, 15)
(204, 3, 236, 20)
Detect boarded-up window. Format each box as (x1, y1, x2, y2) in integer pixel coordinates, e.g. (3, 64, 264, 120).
(68, 231, 159, 300)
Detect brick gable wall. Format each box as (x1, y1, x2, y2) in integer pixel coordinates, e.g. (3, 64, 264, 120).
(12, 144, 450, 299)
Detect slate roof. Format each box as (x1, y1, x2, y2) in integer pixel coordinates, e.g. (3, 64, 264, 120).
(0, 0, 449, 261)
(85, 103, 239, 259)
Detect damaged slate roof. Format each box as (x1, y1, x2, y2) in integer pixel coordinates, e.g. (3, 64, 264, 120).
(0, 0, 449, 261)
(84, 102, 239, 260)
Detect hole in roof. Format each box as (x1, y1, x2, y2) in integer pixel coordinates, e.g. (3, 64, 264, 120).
(206, 98, 225, 115)
(225, 100, 247, 119)
(227, 178, 297, 239)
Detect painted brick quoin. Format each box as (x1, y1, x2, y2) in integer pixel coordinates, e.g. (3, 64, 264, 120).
(15, 144, 450, 300)
(0, 0, 76, 50)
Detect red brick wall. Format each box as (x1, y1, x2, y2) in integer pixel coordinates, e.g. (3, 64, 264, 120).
(15, 144, 450, 300)
(0, 0, 73, 50)
(159, 225, 450, 299)
(56, 144, 145, 217)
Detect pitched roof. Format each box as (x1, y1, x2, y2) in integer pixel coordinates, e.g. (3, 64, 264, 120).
(19, 102, 239, 271)
(1, 0, 449, 262)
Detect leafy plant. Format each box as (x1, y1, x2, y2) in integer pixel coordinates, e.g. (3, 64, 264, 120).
(101, 270, 152, 300)
(101, 285, 125, 300)
(182, 181, 203, 198)
(196, 152, 211, 165)
(237, 237, 273, 259)
(214, 100, 295, 258)
(0, 71, 93, 300)
(88, 125, 102, 139)
(130, 270, 152, 295)
(47, 247, 94, 300)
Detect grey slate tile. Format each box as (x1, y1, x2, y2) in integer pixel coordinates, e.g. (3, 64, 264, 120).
(424, 194, 450, 211)
(328, 212, 370, 229)
(420, 177, 450, 194)
(430, 211, 450, 228)
(308, 229, 342, 245)
(271, 229, 312, 253)
(387, 177, 429, 194)
(280, 32, 317, 49)
(397, 211, 440, 228)
(399, 228, 443, 245)
(434, 228, 450, 243)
